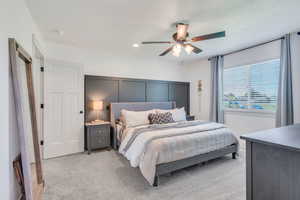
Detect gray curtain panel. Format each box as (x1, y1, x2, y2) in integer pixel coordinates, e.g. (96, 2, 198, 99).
(276, 33, 294, 127)
(209, 56, 224, 123)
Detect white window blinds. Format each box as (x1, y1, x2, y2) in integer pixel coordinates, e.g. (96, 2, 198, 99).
(224, 59, 280, 112)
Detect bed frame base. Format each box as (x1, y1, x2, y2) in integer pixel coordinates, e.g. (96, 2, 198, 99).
(153, 144, 238, 187)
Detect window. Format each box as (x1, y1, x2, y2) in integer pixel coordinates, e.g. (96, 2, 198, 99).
(223, 59, 280, 112)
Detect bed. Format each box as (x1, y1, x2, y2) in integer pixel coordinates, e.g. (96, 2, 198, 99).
(110, 102, 239, 186)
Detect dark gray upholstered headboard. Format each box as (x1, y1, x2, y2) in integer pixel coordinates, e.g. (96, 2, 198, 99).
(110, 101, 176, 149)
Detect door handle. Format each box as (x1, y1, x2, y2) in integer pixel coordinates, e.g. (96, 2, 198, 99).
(79, 111, 84, 114)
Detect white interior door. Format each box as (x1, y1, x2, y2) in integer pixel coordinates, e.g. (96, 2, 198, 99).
(44, 60, 84, 159)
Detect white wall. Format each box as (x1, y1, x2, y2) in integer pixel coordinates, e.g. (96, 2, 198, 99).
(0, 0, 46, 199)
(224, 111, 275, 139)
(223, 40, 281, 68)
(185, 59, 211, 120)
(0, 31, 10, 200)
(184, 40, 283, 138)
(45, 42, 186, 82)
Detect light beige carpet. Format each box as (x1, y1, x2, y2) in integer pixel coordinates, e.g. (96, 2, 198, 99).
(43, 148, 246, 200)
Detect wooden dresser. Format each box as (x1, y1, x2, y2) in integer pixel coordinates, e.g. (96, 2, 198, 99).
(241, 124, 300, 200)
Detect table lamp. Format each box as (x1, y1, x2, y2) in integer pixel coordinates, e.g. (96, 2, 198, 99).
(93, 100, 103, 122)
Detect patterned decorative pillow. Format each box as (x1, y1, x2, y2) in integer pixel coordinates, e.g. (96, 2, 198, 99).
(148, 112, 174, 124)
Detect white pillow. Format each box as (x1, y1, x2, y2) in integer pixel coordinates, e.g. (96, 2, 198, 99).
(156, 107, 186, 122)
(121, 109, 155, 128)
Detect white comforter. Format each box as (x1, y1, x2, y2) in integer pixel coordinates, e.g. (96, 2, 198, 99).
(119, 121, 238, 185)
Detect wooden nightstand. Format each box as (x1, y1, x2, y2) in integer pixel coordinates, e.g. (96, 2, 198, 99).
(186, 115, 195, 121)
(85, 121, 111, 154)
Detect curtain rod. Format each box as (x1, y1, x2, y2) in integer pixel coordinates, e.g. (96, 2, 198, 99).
(208, 36, 284, 61)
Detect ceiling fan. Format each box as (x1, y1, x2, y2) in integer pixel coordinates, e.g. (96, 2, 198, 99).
(141, 23, 225, 57)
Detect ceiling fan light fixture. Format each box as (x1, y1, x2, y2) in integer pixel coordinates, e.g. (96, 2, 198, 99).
(172, 50, 180, 57)
(185, 44, 194, 55)
(173, 43, 181, 51)
(172, 44, 182, 57)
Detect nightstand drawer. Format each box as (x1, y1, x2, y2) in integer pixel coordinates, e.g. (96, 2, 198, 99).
(90, 126, 110, 149)
(90, 126, 109, 137)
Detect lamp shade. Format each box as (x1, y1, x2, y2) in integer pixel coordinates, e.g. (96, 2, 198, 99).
(92, 101, 103, 111)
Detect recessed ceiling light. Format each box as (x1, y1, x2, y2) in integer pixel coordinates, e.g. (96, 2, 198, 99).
(53, 29, 64, 36)
(132, 43, 139, 48)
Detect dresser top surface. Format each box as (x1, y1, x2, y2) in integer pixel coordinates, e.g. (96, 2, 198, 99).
(241, 124, 300, 151)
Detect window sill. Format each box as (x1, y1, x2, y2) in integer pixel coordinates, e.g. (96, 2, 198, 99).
(224, 108, 276, 118)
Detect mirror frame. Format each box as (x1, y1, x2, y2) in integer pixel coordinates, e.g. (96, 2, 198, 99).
(9, 38, 44, 200)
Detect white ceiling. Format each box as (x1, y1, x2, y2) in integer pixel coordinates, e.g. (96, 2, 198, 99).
(26, 0, 300, 61)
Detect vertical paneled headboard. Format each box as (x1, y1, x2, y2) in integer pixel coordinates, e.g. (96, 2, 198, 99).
(84, 75, 190, 123)
(110, 102, 176, 149)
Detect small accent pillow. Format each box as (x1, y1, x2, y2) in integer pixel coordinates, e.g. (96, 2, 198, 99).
(156, 107, 186, 122)
(148, 112, 175, 124)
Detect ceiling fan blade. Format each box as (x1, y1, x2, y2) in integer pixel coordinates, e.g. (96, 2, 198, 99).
(190, 44, 203, 54)
(159, 46, 174, 56)
(191, 31, 225, 42)
(184, 44, 202, 54)
(142, 41, 172, 44)
(176, 23, 189, 40)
